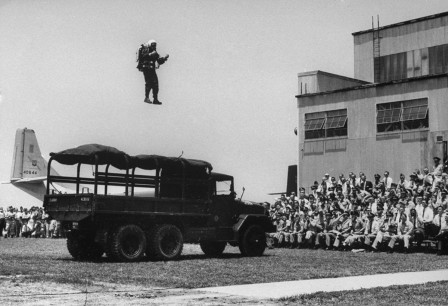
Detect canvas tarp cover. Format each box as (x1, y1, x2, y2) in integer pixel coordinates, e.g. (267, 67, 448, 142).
(51, 145, 213, 173)
(50, 144, 131, 169)
(132, 155, 212, 173)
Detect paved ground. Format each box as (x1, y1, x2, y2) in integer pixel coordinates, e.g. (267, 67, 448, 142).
(198, 269, 448, 299)
(2, 269, 448, 305)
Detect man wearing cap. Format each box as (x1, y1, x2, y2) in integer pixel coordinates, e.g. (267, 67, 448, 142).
(136, 39, 169, 104)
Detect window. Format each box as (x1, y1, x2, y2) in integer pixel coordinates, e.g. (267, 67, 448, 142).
(428, 44, 448, 75)
(304, 109, 347, 140)
(376, 98, 428, 133)
(375, 43, 448, 83)
(375, 52, 407, 83)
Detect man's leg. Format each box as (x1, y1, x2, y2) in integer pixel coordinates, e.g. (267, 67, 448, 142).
(403, 234, 411, 251)
(388, 235, 398, 252)
(143, 70, 151, 102)
(151, 72, 161, 104)
(371, 231, 384, 250)
(325, 233, 335, 249)
(413, 228, 425, 247)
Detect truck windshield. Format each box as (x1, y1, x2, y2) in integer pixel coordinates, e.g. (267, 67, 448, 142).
(216, 180, 232, 195)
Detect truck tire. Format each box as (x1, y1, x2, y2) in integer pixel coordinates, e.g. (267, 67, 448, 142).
(67, 235, 103, 261)
(239, 224, 266, 256)
(108, 224, 146, 262)
(147, 224, 183, 260)
(200, 241, 226, 257)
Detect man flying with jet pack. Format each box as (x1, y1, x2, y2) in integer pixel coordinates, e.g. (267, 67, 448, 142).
(136, 40, 169, 105)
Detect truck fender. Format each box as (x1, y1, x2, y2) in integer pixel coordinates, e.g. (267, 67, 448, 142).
(232, 214, 275, 240)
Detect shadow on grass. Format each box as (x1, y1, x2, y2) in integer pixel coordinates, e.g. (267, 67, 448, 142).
(56, 252, 274, 263)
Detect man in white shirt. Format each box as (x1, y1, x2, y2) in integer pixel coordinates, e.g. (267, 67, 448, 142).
(382, 171, 393, 190)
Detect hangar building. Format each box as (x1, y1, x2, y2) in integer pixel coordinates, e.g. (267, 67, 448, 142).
(296, 12, 448, 190)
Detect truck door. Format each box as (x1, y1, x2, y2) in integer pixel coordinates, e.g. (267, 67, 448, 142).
(210, 179, 235, 228)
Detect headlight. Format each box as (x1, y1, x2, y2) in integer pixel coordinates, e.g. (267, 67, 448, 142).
(72, 222, 79, 229)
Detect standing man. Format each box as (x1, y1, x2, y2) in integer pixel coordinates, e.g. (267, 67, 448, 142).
(382, 171, 393, 190)
(136, 40, 169, 105)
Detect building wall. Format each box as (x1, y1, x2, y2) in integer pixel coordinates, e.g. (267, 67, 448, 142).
(354, 15, 448, 82)
(297, 71, 367, 95)
(297, 76, 448, 189)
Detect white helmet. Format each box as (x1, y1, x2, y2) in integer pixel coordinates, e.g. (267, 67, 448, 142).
(147, 39, 157, 46)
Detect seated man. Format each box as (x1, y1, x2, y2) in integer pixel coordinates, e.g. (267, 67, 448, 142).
(371, 211, 396, 251)
(324, 211, 340, 250)
(435, 210, 448, 255)
(364, 211, 382, 249)
(292, 211, 307, 248)
(432, 206, 445, 234)
(304, 212, 322, 247)
(342, 211, 366, 249)
(417, 199, 435, 237)
(387, 214, 414, 253)
(315, 211, 333, 249)
(409, 208, 424, 247)
(333, 211, 352, 250)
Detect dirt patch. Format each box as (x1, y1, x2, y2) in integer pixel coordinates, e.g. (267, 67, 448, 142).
(0, 276, 273, 305)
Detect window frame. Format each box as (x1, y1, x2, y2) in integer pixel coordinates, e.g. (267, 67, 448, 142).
(304, 109, 347, 140)
(376, 98, 429, 134)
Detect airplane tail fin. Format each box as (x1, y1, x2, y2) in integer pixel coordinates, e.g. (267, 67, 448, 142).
(10, 128, 48, 182)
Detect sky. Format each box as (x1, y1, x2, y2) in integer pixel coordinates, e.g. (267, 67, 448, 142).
(1, 0, 448, 207)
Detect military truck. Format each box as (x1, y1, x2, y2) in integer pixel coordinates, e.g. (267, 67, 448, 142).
(43, 144, 274, 262)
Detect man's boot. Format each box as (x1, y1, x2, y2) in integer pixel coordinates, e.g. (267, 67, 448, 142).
(153, 97, 162, 105)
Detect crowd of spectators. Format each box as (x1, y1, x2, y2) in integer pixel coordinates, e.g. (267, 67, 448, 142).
(0, 206, 64, 239)
(267, 156, 448, 255)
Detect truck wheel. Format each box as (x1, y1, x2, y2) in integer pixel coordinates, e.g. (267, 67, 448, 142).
(148, 224, 183, 260)
(239, 225, 266, 256)
(67, 235, 103, 261)
(108, 224, 146, 262)
(200, 241, 226, 257)
(67, 236, 89, 260)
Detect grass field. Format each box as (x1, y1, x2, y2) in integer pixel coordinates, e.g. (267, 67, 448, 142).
(279, 281, 448, 305)
(1, 238, 448, 289)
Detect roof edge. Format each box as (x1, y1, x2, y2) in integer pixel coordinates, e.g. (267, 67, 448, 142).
(295, 73, 448, 98)
(297, 70, 370, 85)
(352, 11, 448, 36)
